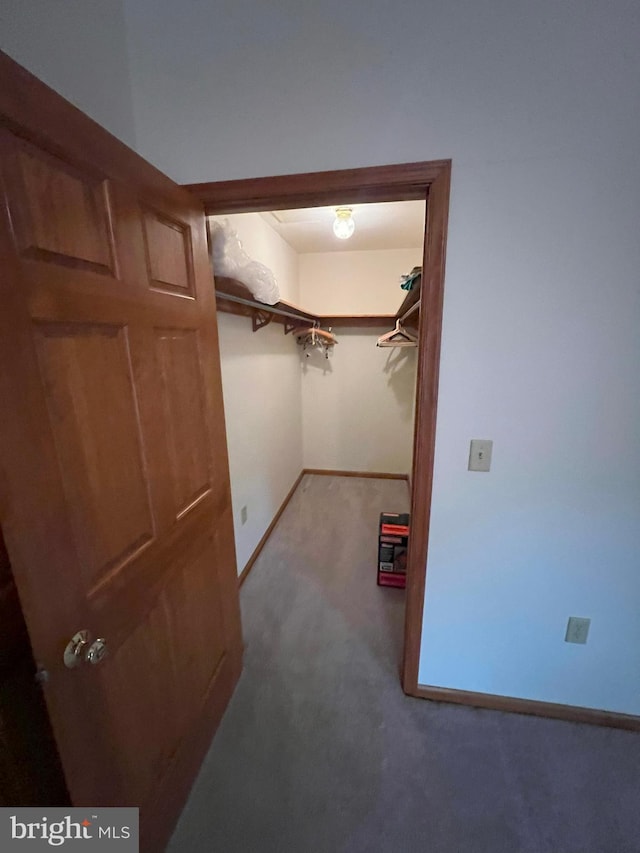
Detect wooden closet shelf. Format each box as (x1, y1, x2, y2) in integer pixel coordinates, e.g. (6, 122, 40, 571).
(215, 276, 317, 333)
(215, 276, 400, 332)
(322, 315, 397, 327)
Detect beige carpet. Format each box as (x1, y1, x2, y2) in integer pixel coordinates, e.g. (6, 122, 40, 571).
(169, 474, 640, 853)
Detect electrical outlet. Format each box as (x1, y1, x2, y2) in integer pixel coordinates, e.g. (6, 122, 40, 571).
(240, 505, 248, 525)
(468, 439, 493, 472)
(565, 616, 590, 644)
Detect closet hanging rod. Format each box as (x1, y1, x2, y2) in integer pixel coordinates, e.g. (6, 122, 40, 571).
(399, 299, 421, 323)
(216, 291, 319, 325)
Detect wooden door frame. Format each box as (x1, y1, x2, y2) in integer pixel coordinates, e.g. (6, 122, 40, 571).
(188, 167, 640, 733)
(186, 160, 452, 696)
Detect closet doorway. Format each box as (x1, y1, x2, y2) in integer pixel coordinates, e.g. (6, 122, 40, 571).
(186, 161, 451, 695)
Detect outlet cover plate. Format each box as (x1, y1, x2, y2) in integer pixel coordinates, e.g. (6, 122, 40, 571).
(468, 439, 493, 472)
(565, 616, 590, 644)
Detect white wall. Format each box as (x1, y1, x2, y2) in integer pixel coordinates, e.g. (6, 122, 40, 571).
(9, 1, 640, 714)
(421, 155, 640, 713)
(122, 0, 640, 715)
(1, 0, 136, 147)
(299, 249, 421, 315)
(121, 1, 640, 185)
(300, 249, 420, 474)
(212, 214, 303, 573)
(301, 330, 416, 475)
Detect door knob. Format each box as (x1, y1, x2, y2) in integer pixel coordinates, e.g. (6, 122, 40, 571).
(64, 630, 108, 668)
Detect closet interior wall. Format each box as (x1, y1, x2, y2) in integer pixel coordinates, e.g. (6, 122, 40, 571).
(299, 250, 420, 475)
(210, 213, 303, 573)
(210, 212, 421, 576)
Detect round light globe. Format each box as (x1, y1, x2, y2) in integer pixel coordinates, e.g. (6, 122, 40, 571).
(333, 208, 355, 240)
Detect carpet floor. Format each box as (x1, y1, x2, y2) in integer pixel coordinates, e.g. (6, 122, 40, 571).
(168, 474, 640, 853)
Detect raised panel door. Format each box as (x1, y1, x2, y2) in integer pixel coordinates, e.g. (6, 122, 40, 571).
(0, 51, 242, 851)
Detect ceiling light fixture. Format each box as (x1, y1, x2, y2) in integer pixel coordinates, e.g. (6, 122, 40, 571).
(333, 207, 355, 240)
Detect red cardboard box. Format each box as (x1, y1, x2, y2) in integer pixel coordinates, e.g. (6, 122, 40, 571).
(378, 512, 410, 588)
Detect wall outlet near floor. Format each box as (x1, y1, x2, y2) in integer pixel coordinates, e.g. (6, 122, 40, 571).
(565, 616, 590, 644)
(240, 505, 248, 525)
(468, 439, 493, 472)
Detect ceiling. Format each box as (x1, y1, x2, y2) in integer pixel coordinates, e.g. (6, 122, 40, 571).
(260, 200, 425, 254)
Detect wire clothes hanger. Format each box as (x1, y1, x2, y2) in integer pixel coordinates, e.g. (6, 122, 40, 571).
(376, 318, 418, 348)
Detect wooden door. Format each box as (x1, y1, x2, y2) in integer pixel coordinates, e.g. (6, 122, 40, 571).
(0, 53, 243, 849)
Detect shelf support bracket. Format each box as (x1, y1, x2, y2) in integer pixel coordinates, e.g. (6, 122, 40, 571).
(252, 310, 273, 332)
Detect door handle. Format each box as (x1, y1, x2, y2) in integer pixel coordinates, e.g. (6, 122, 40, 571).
(64, 630, 108, 668)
